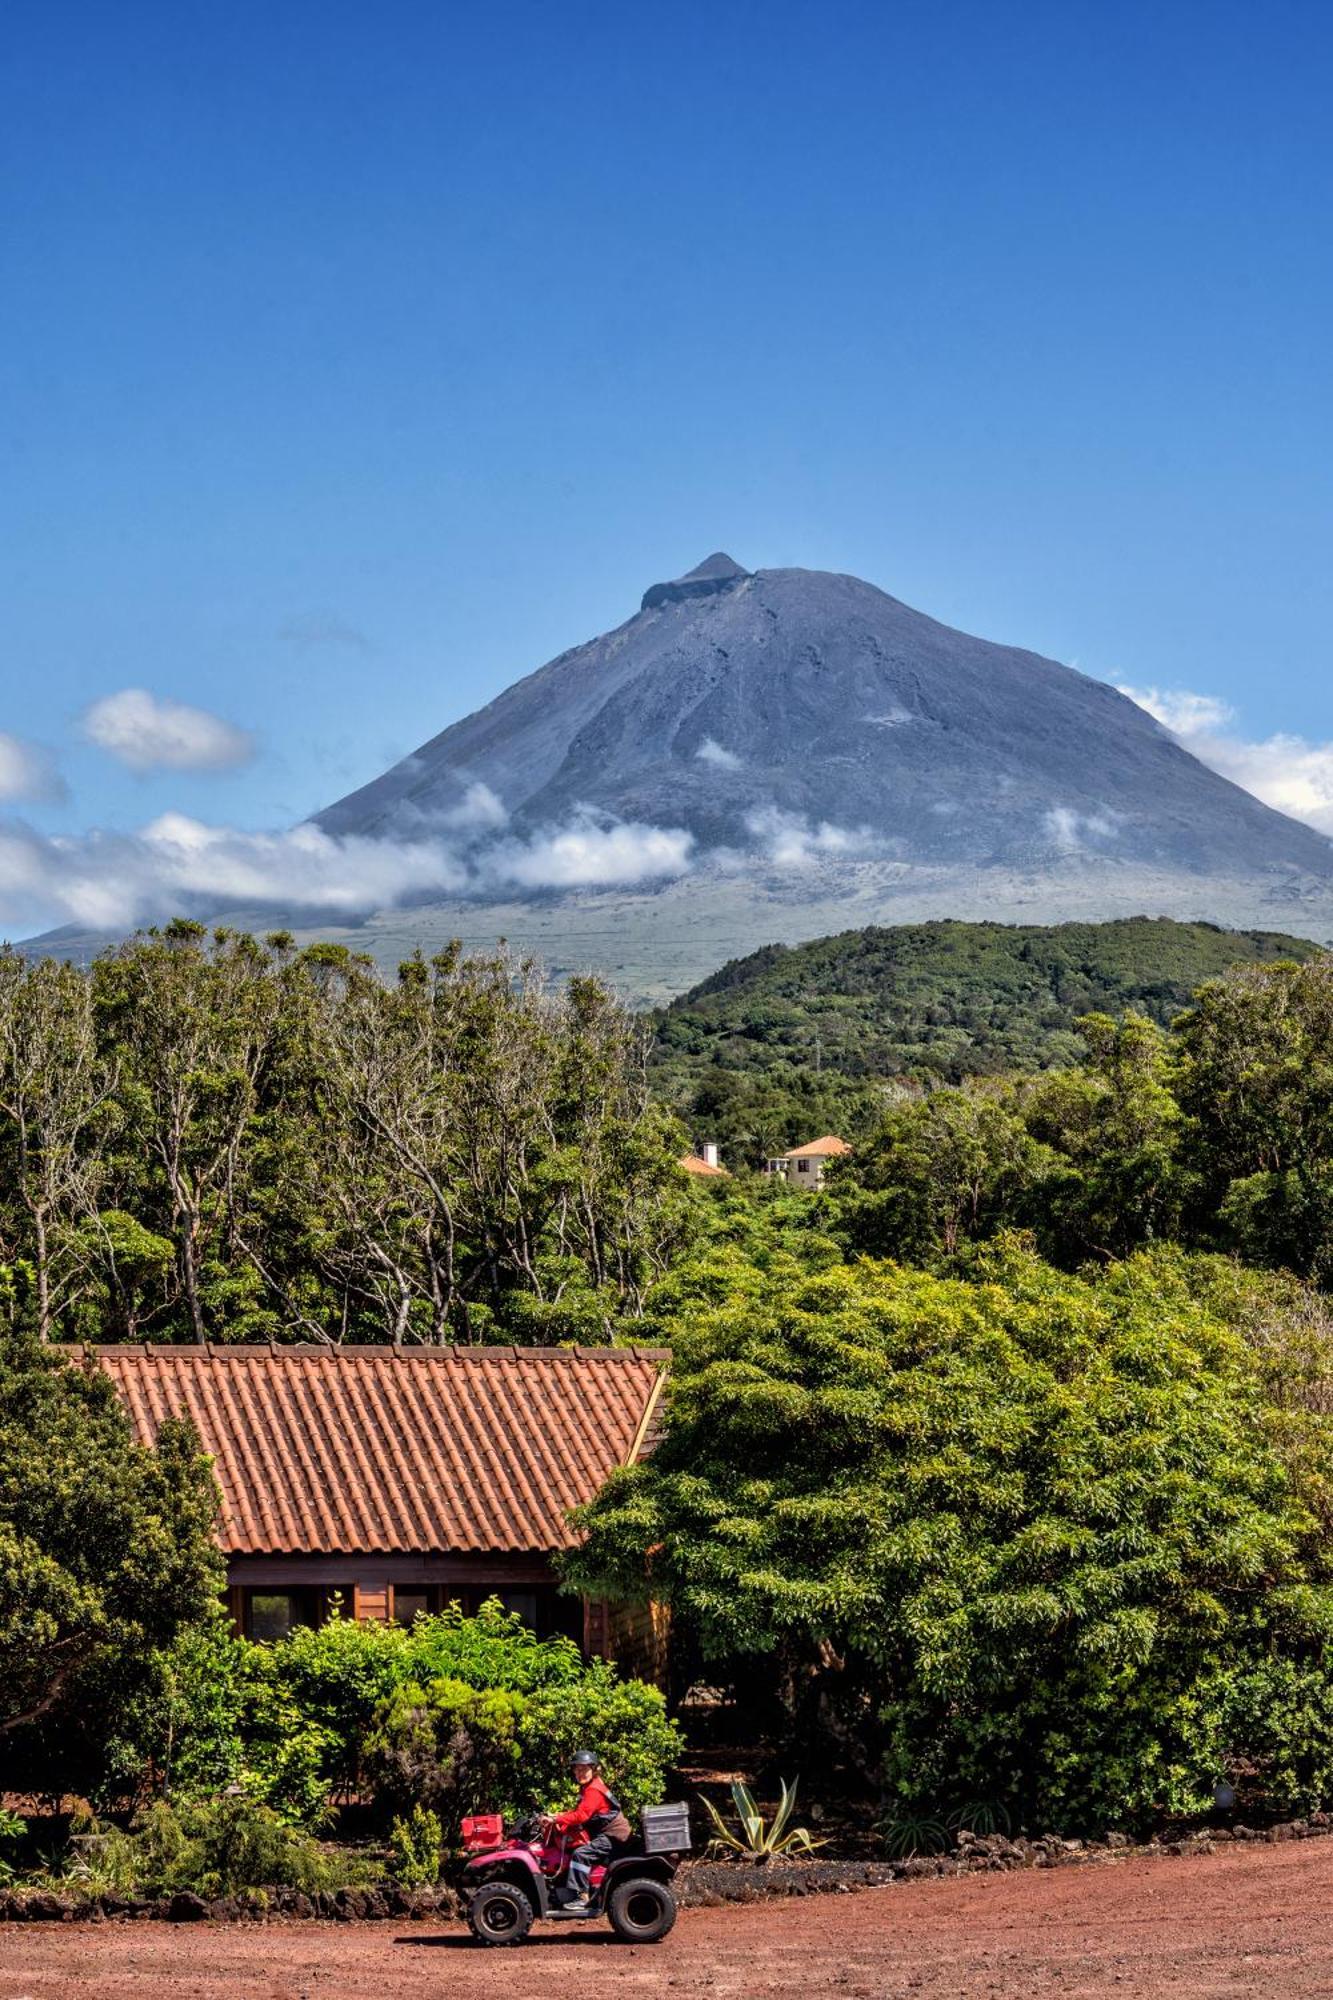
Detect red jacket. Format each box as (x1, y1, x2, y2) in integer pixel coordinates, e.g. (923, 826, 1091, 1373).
(553, 1776, 617, 1836)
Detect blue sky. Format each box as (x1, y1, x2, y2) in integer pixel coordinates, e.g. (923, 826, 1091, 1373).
(2, 0, 1331, 927)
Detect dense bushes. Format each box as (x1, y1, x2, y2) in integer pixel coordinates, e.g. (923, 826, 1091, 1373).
(569, 1243, 1333, 1832)
(49, 1796, 366, 1900)
(135, 1601, 680, 1835)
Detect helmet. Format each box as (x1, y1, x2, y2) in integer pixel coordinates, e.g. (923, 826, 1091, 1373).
(570, 1749, 600, 1771)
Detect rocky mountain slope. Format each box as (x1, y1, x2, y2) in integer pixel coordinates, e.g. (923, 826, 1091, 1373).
(26, 557, 1333, 995)
(317, 553, 1333, 879)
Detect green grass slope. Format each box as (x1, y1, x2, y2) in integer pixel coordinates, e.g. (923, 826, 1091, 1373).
(652, 917, 1323, 1162)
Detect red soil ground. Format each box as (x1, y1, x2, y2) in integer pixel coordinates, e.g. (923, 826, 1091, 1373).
(2, 1838, 1333, 1999)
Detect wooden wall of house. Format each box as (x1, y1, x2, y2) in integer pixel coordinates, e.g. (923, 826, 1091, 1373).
(600, 1597, 671, 1687)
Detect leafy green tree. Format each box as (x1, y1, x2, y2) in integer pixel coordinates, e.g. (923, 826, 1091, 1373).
(827, 1084, 1050, 1264)
(0, 927, 697, 1346)
(92, 924, 284, 1341)
(567, 1245, 1333, 1830)
(0, 1332, 222, 1761)
(0, 950, 115, 1337)
(1021, 1011, 1187, 1261)
(1174, 960, 1333, 1280)
(301, 946, 692, 1343)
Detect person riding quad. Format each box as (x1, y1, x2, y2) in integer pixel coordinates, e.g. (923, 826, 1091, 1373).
(543, 1750, 631, 1914)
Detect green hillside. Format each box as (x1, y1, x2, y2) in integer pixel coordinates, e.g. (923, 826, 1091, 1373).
(652, 917, 1324, 1162)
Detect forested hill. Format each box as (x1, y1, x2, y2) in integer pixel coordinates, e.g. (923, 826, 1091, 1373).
(651, 917, 1325, 1159)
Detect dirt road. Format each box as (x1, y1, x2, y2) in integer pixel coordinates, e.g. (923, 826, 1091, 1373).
(3, 1838, 1333, 1999)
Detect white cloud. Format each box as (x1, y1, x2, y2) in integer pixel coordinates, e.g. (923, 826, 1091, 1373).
(0, 804, 695, 936)
(745, 806, 879, 868)
(1044, 806, 1121, 853)
(1121, 686, 1234, 736)
(695, 738, 742, 770)
(864, 707, 915, 727)
(83, 689, 256, 774)
(485, 815, 694, 890)
(1119, 683, 1333, 834)
(0, 817, 467, 933)
(0, 733, 65, 804)
(441, 781, 508, 832)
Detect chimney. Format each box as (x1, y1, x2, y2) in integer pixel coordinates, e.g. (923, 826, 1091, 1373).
(700, 1141, 720, 1169)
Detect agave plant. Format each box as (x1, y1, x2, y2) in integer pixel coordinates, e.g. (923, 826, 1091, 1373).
(700, 1779, 824, 1864)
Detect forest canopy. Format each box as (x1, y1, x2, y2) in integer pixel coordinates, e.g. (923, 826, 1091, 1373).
(0, 924, 691, 1347)
(651, 916, 1320, 1163)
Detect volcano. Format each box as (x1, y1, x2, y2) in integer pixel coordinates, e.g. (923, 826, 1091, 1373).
(316, 554, 1333, 881)
(25, 557, 1333, 1000)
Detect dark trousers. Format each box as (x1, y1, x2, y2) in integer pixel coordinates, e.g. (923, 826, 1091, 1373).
(566, 1833, 613, 1899)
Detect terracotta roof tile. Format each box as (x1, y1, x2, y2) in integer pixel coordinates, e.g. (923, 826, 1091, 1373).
(88, 1344, 666, 1557)
(781, 1134, 852, 1159)
(679, 1152, 729, 1177)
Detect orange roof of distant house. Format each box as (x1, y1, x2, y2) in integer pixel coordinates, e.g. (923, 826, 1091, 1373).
(86, 1344, 666, 1557)
(782, 1135, 852, 1159)
(679, 1151, 729, 1177)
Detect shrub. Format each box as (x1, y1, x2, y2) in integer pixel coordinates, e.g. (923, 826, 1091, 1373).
(522, 1658, 683, 1819)
(388, 1805, 443, 1886)
(0, 1808, 27, 1887)
(403, 1599, 586, 1693)
(172, 1795, 340, 1897)
(49, 1797, 351, 1899)
(109, 1598, 679, 1835)
(361, 1612, 681, 1833)
(60, 1807, 144, 1898)
(261, 1608, 406, 1796)
(364, 1676, 528, 1824)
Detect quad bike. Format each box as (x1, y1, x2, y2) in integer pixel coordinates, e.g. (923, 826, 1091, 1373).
(459, 1803, 690, 1946)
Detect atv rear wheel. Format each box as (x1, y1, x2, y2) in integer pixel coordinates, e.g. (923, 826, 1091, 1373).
(607, 1875, 677, 1944)
(467, 1881, 534, 1946)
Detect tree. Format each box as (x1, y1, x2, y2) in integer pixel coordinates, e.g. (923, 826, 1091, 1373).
(0, 951, 115, 1337)
(1021, 1010, 1186, 1261)
(92, 925, 283, 1342)
(566, 1244, 1333, 1829)
(826, 1083, 1050, 1264)
(1174, 960, 1333, 1280)
(302, 946, 692, 1343)
(0, 1332, 222, 1753)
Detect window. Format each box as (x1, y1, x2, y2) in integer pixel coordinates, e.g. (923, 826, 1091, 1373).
(496, 1589, 539, 1632)
(247, 1591, 305, 1642)
(393, 1589, 432, 1625)
(797, 1159, 810, 1173)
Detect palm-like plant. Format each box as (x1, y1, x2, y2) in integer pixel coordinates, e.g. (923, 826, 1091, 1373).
(700, 1780, 824, 1864)
(879, 1811, 949, 1859)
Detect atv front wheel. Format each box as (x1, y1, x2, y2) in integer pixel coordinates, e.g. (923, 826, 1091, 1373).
(607, 1876, 677, 1944)
(467, 1881, 534, 1946)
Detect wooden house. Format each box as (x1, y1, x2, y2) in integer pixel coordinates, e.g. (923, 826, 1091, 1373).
(91, 1342, 667, 1670)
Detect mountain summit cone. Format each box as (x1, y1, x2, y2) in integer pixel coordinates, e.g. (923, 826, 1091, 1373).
(26, 558, 1333, 1000)
(317, 557, 1333, 881)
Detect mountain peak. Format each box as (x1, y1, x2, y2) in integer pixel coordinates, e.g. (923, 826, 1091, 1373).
(315, 554, 1333, 898)
(682, 551, 747, 581)
(641, 552, 750, 612)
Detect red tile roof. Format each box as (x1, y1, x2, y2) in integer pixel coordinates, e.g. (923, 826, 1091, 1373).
(679, 1151, 729, 1177)
(782, 1134, 852, 1159)
(89, 1344, 667, 1557)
